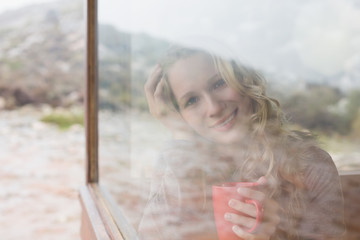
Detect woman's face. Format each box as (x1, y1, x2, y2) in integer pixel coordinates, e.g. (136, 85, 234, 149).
(167, 53, 252, 144)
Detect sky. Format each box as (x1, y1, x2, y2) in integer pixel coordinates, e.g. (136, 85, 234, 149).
(0, 0, 56, 14)
(1, 0, 359, 78)
(98, 0, 360, 77)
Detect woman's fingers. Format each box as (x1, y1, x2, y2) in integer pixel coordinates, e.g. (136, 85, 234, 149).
(226, 185, 281, 239)
(144, 64, 163, 94)
(232, 225, 257, 240)
(153, 76, 166, 101)
(153, 77, 171, 116)
(232, 224, 275, 240)
(237, 187, 265, 203)
(225, 212, 257, 229)
(144, 65, 164, 113)
(228, 199, 257, 218)
(143, 65, 193, 138)
(228, 197, 279, 223)
(225, 177, 280, 239)
(144, 65, 171, 117)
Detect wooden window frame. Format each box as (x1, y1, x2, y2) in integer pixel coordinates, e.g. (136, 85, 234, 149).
(79, 0, 136, 239)
(79, 1, 360, 239)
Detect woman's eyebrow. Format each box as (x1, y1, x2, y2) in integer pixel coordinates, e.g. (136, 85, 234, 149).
(178, 74, 220, 103)
(207, 73, 221, 86)
(179, 91, 196, 103)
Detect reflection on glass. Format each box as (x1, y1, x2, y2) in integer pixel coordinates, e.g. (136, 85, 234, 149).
(98, 0, 360, 239)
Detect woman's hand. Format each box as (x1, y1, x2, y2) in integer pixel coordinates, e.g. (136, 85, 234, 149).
(144, 64, 193, 139)
(225, 178, 280, 240)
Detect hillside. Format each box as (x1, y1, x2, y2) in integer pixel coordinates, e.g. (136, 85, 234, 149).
(0, 0, 170, 110)
(97, 24, 170, 110)
(0, 0, 84, 109)
(0, 1, 359, 137)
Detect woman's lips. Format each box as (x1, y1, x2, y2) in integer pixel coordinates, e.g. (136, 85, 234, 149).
(210, 108, 238, 131)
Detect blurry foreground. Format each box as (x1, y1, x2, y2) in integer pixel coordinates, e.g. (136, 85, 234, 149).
(4, 105, 360, 240)
(0, 106, 84, 240)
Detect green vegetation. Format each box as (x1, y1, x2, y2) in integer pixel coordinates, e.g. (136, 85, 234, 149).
(317, 132, 358, 154)
(0, 6, 358, 154)
(1, 58, 24, 70)
(282, 86, 360, 136)
(279, 87, 360, 154)
(41, 111, 84, 130)
(97, 24, 170, 111)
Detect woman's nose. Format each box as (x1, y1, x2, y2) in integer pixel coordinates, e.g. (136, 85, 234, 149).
(205, 95, 223, 117)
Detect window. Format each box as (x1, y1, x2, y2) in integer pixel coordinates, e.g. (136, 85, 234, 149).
(80, 0, 360, 239)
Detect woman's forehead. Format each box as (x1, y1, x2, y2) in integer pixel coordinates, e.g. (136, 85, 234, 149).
(167, 53, 216, 83)
(167, 54, 219, 101)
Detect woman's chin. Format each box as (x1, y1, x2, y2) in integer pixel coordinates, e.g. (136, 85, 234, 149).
(210, 129, 247, 145)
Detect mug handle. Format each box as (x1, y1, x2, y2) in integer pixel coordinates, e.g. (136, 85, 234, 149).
(244, 199, 263, 233)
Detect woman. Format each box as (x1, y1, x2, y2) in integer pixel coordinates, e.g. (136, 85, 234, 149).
(139, 45, 345, 239)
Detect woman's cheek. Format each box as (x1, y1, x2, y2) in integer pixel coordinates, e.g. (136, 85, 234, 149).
(182, 110, 203, 133)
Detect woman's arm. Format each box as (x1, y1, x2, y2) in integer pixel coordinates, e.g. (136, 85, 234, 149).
(138, 162, 182, 240)
(138, 140, 212, 239)
(298, 147, 346, 239)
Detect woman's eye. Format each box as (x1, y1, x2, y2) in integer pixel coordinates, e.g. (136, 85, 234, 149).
(213, 78, 226, 89)
(185, 97, 198, 107)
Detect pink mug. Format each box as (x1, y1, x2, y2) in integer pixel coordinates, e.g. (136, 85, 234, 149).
(212, 182, 263, 240)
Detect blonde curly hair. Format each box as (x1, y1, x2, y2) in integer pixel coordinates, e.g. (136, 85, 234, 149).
(159, 45, 315, 239)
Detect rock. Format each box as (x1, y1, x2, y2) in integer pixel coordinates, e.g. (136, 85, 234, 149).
(39, 104, 53, 115)
(5, 96, 17, 110)
(32, 121, 49, 131)
(63, 91, 82, 107)
(0, 97, 5, 109)
(13, 88, 33, 106)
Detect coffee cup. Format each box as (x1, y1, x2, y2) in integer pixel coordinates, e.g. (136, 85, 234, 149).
(212, 182, 263, 240)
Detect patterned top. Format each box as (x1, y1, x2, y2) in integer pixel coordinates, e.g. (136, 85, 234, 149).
(138, 139, 346, 240)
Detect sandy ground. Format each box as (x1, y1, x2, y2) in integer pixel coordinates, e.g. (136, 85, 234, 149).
(1, 106, 359, 240)
(0, 107, 166, 240)
(0, 107, 85, 240)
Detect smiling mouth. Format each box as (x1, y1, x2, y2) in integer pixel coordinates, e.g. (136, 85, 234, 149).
(211, 108, 238, 129)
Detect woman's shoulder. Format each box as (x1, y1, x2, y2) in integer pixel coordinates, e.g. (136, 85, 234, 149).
(156, 139, 220, 177)
(155, 139, 197, 171)
(159, 139, 209, 162)
(293, 142, 341, 191)
(304, 146, 338, 174)
(160, 139, 198, 153)
(282, 130, 327, 156)
(279, 130, 338, 173)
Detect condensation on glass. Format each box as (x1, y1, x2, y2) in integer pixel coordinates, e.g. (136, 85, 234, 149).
(96, 0, 360, 239)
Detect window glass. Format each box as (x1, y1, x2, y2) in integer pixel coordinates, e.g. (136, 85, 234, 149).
(98, 0, 360, 238)
(0, 1, 84, 240)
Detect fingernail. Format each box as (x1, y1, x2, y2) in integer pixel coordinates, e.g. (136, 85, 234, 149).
(228, 199, 235, 207)
(232, 225, 242, 234)
(258, 176, 267, 185)
(224, 213, 231, 220)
